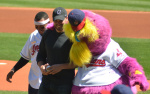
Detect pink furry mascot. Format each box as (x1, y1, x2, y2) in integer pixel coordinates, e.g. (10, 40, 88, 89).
(62, 9, 149, 94)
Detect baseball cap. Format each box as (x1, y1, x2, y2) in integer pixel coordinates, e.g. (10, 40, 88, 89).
(111, 84, 133, 94)
(68, 9, 85, 32)
(53, 7, 67, 21)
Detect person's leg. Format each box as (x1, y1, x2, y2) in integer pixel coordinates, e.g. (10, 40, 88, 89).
(72, 76, 124, 94)
(72, 76, 137, 94)
(56, 84, 72, 94)
(28, 84, 38, 94)
(38, 82, 51, 94)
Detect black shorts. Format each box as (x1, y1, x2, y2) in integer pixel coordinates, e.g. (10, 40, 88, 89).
(38, 81, 72, 94)
(28, 84, 38, 94)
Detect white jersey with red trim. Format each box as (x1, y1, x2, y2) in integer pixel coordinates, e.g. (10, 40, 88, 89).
(20, 30, 42, 89)
(74, 39, 128, 86)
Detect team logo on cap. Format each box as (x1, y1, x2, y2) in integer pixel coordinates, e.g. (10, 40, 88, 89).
(74, 20, 79, 25)
(57, 10, 61, 14)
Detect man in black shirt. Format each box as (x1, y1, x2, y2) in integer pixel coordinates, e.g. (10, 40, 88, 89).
(36, 7, 76, 94)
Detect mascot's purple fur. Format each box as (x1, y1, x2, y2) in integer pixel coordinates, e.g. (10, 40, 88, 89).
(47, 9, 149, 94)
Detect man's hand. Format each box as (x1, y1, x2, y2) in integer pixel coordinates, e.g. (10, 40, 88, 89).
(38, 61, 49, 75)
(47, 63, 77, 75)
(6, 70, 14, 83)
(47, 64, 63, 75)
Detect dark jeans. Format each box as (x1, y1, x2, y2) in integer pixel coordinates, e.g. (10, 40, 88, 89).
(28, 84, 38, 94)
(38, 81, 72, 94)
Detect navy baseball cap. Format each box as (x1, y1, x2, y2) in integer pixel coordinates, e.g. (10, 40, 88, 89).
(111, 84, 133, 94)
(68, 9, 85, 32)
(53, 7, 67, 21)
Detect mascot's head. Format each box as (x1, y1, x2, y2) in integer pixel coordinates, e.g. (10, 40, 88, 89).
(64, 9, 112, 67)
(68, 9, 86, 32)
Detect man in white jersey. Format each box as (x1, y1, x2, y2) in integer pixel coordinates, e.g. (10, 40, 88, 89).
(6, 11, 50, 94)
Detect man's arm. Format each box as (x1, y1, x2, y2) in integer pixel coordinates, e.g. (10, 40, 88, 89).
(6, 57, 29, 83)
(46, 63, 77, 75)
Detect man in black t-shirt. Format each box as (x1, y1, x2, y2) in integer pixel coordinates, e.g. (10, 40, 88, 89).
(36, 7, 76, 94)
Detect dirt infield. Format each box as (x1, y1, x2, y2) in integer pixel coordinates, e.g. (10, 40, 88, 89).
(0, 7, 150, 38)
(0, 60, 78, 91)
(0, 7, 150, 92)
(0, 60, 29, 91)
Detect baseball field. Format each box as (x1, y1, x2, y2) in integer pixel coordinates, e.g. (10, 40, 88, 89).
(0, 0, 150, 94)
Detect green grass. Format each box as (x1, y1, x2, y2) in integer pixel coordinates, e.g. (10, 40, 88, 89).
(0, 91, 27, 94)
(1, 0, 150, 12)
(138, 90, 150, 94)
(0, 33, 150, 94)
(0, 33, 29, 61)
(0, 33, 150, 79)
(0, 0, 150, 93)
(0, 90, 149, 94)
(113, 38, 150, 79)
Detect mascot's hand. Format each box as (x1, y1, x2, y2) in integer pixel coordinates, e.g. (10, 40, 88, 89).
(46, 22, 54, 30)
(129, 70, 149, 91)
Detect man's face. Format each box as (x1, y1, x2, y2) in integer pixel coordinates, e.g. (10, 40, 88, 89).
(54, 19, 63, 33)
(54, 18, 68, 33)
(35, 23, 48, 36)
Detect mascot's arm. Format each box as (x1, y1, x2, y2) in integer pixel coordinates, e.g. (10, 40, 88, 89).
(117, 57, 149, 91)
